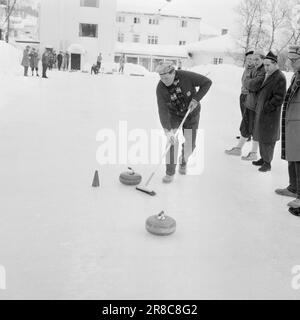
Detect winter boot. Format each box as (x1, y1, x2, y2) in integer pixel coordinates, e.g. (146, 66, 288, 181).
(287, 198, 300, 209)
(225, 147, 242, 156)
(259, 162, 271, 172)
(275, 188, 298, 198)
(289, 207, 300, 217)
(252, 158, 264, 166)
(162, 175, 174, 184)
(242, 152, 257, 161)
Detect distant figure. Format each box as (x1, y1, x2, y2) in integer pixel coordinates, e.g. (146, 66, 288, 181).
(21, 45, 30, 77)
(57, 51, 63, 71)
(42, 49, 50, 78)
(63, 52, 70, 71)
(119, 54, 125, 74)
(48, 51, 54, 70)
(97, 53, 102, 71)
(91, 63, 100, 75)
(29, 48, 40, 77)
(178, 59, 182, 70)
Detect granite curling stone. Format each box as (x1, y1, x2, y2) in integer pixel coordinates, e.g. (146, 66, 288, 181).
(146, 211, 176, 236)
(119, 167, 142, 186)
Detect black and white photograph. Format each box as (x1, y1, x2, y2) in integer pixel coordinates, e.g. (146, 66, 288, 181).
(1, 0, 300, 303)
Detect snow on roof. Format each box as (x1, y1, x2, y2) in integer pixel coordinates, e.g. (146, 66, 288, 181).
(115, 42, 188, 58)
(187, 34, 243, 54)
(117, 0, 202, 19)
(200, 22, 220, 36)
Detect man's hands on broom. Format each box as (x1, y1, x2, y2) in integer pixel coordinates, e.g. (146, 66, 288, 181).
(188, 99, 199, 113)
(164, 129, 178, 145)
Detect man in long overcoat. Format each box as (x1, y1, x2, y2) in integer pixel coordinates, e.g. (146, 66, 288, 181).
(276, 45, 300, 213)
(252, 51, 287, 172)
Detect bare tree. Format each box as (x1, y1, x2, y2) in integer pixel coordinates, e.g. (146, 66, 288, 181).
(235, 0, 261, 55)
(266, 0, 290, 51)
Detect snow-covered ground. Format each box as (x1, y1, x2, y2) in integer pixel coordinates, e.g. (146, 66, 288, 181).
(0, 42, 300, 300)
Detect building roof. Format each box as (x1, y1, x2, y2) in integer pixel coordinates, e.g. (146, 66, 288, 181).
(200, 22, 220, 36)
(117, 0, 202, 19)
(115, 42, 188, 58)
(187, 34, 242, 54)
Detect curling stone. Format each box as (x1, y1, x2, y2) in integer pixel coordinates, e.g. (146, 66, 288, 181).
(119, 167, 142, 186)
(146, 211, 176, 236)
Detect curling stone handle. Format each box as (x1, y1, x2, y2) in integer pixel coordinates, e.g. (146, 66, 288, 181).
(128, 167, 135, 175)
(158, 211, 166, 220)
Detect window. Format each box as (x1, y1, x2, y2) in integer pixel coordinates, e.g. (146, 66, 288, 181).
(79, 23, 98, 37)
(134, 17, 141, 24)
(179, 41, 186, 46)
(80, 0, 99, 8)
(116, 16, 125, 23)
(148, 35, 158, 44)
(213, 57, 224, 65)
(149, 18, 159, 25)
(133, 34, 140, 43)
(118, 32, 124, 42)
(181, 20, 188, 28)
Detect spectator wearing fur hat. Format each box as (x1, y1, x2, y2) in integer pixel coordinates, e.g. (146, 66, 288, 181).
(226, 50, 266, 161)
(251, 51, 286, 172)
(276, 45, 300, 214)
(156, 61, 212, 183)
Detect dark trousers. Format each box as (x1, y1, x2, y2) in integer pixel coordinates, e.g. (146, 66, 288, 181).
(240, 93, 247, 117)
(31, 67, 38, 75)
(166, 113, 200, 176)
(288, 162, 300, 198)
(240, 108, 256, 139)
(24, 66, 28, 76)
(58, 61, 62, 70)
(42, 64, 48, 77)
(259, 142, 276, 164)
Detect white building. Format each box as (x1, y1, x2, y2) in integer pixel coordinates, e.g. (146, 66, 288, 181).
(39, 0, 117, 71)
(187, 34, 243, 67)
(115, 1, 202, 71)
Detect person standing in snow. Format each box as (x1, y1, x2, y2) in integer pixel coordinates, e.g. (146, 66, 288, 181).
(275, 45, 300, 213)
(57, 51, 63, 71)
(225, 50, 266, 161)
(156, 61, 212, 183)
(119, 54, 125, 74)
(42, 49, 50, 78)
(178, 59, 182, 70)
(238, 50, 254, 123)
(21, 45, 30, 77)
(97, 53, 102, 71)
(29, 48, 40, 77)
(251, 51, 286, 172)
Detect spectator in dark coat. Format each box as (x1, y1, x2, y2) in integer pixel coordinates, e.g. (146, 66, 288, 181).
(276, 45, 300, 213)
(57, 51, 63, 71)
(252, 51, 287, 172)
(156, 61, 212, 183)
(21, 45, 30, 76)
(226, 50, 266, 161)
(29, 48, 40, 76)
(42, 49, 50, 78)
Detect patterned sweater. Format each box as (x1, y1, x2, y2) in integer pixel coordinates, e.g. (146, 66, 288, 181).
(156, 70, 212, 130)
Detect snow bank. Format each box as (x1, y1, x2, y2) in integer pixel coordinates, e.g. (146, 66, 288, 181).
(190, 64, 243, 94)
(0, 41, 23, 76)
